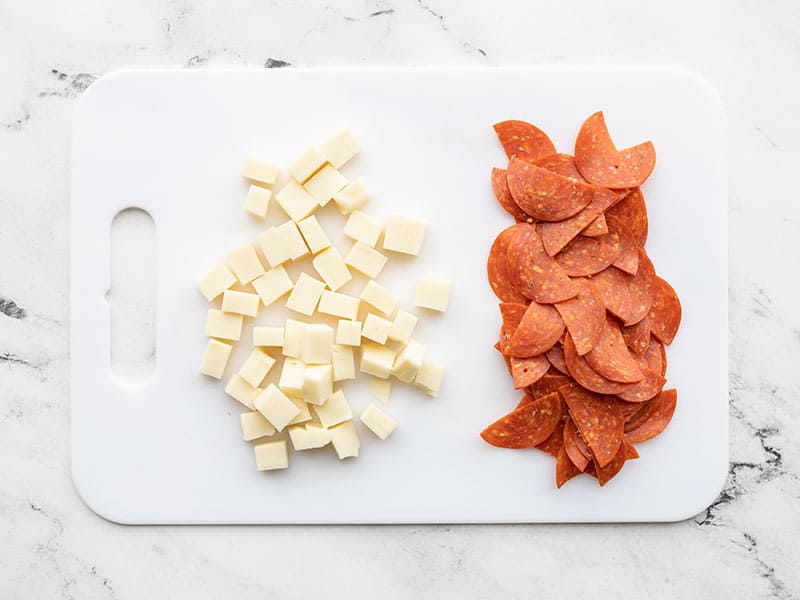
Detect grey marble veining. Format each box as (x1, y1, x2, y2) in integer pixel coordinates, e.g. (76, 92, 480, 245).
(1, 0, 799, 598)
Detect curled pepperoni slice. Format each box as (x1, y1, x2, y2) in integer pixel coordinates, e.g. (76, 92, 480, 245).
(555, 280, 606, 356)
(545, 343, 569, 375)
(534, 153, 586, 181)
(593, 441, 629, 486)
(624, 389, 677, 442)
(556, 446, 582, 488)
(533, 394, 568, 457)
(574, 111, 656, 188)
(607, 188, 648, 246)
(506, 223, 578, 304)
(606, 214, 639, 275)
(538, 187, 620, 256)
(563, 334, 636, 395)
(588, 266, 634, 324)
(622, 318, 650, 355)
(585, 319, 644, 383)
(491, 167, 530, 222)
(616, 365, 666, 403)
(487, 224, 530, 304)
(480, 392, 562, 449)
(494, 120, 557, 164)
(529, 373, 572, 399)
(510, 355, 550, 389)
(506, 301, 565, 357)
(559, 382, 624, 468)
(626, 248, 656, 326)
(642, 335, 666, 377)
(582, 215, 608, 237)
(506, 159, 594, 222)
(553, 233, 621, 277)
(648, 277, 682, 345)
(498, 302, 527, 352)
(563, 417, 591, 471)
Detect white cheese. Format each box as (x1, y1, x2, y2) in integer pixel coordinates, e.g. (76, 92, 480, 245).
(304, 164, 349, 206)
(275, 179, 319, 222)
(255, 383, 301, 431)
(244, 184, 272, 220)
(200, 338, 233, 379)
(253, 326, 284, 348)
(221, 289, 260, 317)
(242, 156, 279, 186)
(282, 319, 305, 359)
(359, 403, 397, 440)
(241, 411, 276, 441)
(251, 265, 294, 308)
(414, 278, 450, 312)
(336, 319, 362, 346)
(286, 272, 326, 316)
(318, 290, 359, 320)
(226, 243, 265, 285)
(413, 361, 444, 397)
(333, 180, 370, 215)
(302, 364, 333, 405)
(205, 309, 243, 341)
(361, 313, 392, 344)
(296, 215, 332, 254)
(329, 420, 360, 459)
(197, 263, 237, 301)
(238, 347, 277, 388)
(344, 241, 387, 279)
(331, 344, 355, 381)
(278, 357, 305, 397)
(253, 439, 289, 471)
(224, 373, 261, 410)
(289, 147, 328, 183)
(382, 214, 427, 256)
(288, 424, 330, 451)
(319, 129, 360, 168)
(359, 342, 397, 379)
(359, 280, 397, 316)
(256, 220, 309, 267)
(391, 339, 425, 383)
(301, 323, 334, 365)
(312, 247, 352, 291)
(388, 310, 418, 344)
(286, 396, 312, 426)
(343, 210, 383, 247)
(313, 388, 352, 428)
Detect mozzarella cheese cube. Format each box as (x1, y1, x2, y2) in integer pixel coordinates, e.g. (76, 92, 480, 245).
(382, 214, 428, 256)
(197, 263, 236, 301)
(288, 424, 330, 451)
(329, 420, 360, 459)
(251, 265, 294, 307)
(343, 210, 383, 247)
(256, 221, 309, 267)
(414, 361, 444, 397)
(360, 342, 397, 379)
(278, 357, 305, 397)
(225, 373, 261, 409)
(296, 215, 332, 254)
(359, 280, 397, 316)
(319, 291, 359, 320)
(302, 364, 333, 405)
(306, 423, 332, 446)
(282, 319, 305, 358)
(392, 339, 425, 383)
(205, 309, 243, 341)
(289, 147, 328, 183)
(200, 338, 233, 379)
(286, 273, 325, 316)
(320, 129, 360, 168)
(331, 344, 355, 381)
(336, 319, 362, 346)
(414, 279, 450, 312)
(287, 397, 312, 425)
(242, 156, 279, 186)
(362, 313, 392, 344)
(238, 347, 277, 387)
(254, 439, 289, 471)
(253, 326, 284, 348)
(301, 323, 334, 364)
(244, 185, 272, 220)
(371, 378, 392, 404)
(255, 383, 301, 431)
(333, 180, 370, 215)
(275, 179, 319, 222)
(241, 411, 276, 441)
(388, 310, 418, 344)
(312, 247, 352, 291)
(360, 403, 397, 440)
(313, 388, 352, 428)
(304, 164, 348, 206)
(227, 244, 265, 284)
(344, 241, 387, 279)
(221, 289, 260, 317)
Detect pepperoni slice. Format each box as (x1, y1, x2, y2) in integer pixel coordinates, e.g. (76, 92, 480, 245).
(559, 383, 624, 468)
(539, 187, 620, 256)
(620, 401, 645, 421)
(585, 320, 644, 383)
(491, 167, 530, 222)
(648, 276, 682, 345)
(534, 153, 586, 181)
(616, 365, 666, 403)
(498, 302, 527, 352)
(545, 343, 569, 375)
(562, 417, 590, 471)
(480, 392, 563, 449)
(607, 188, 648, 246)
(529, 373, 572, 399)
(582, 215, 608, 237)
(506, 159, 595, 222)
(553, 233, 621, 277)
(534, 394, 568, 457)
(510, 355, 550, 389)
(487, 224, 530, 303)
(594, 441, 628, 486)
(506, 223, 578, 303)
(556, 446, 582, 488)
(605, 214, 639, 275)
(574, 111, 656, 188)
(588, 266, 634, 323)
(624, 439, 640, 459)
(555, 280, 606, 356)
(493, 120, 557, 164)
(506, 301, 565, 357)
(626, 248, 656, 325)
(563, 333, 636, 395)
(624, 389, 677, 442)
(642, 335, 666, 376)
(622, 318, 650, 354)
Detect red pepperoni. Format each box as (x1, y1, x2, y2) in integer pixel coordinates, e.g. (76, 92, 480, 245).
(648, 276, 682, 345)
(559, 382, 624, 468)
(642, 335, 666, 377)
(594, 441, 628, 486)
(626, 248, 656, 325)
(491, 167, 530, 222)
(607, 188, 648, 246)
(534, 394, 568, 457)
(556, 446, 582, 488)
(574, 111, 656, 189)
(588, 266, 634, 323)
(555, 280, 606, 356)
(616, 365, 666, 403)
(563, 333, 636, 395)
(534, 153, 586, 181)
(620, 401, 645, 421)
(506, 301, 565, 357)
(545, 343, 569, 375)
(529, 373, 572, 399)
(624, 389, 677, 442)
(493, 120, 557, 164)
(480, 392, 562, 449)
(487, 225, 530, 304)
(510, 355, 550, 389)
(539, 187, 620, 256)
(563, 417, 591, 471)
(624, 439, 640, 460)
(506, 223, 578, 303)
(605, 214, 639, 275)
(498, 302, 527, 352)
(622, 318, 650, 355)
(506, 159, 595, 222)
(585, 319, 644, 383)
(553, 233, 621, 277)
(582, 215, 609, 237)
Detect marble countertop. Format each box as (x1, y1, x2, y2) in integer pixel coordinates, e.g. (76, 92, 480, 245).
(1, 0, 798, 598)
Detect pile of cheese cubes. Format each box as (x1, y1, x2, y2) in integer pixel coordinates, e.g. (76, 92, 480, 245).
(197, 130, 448, 471)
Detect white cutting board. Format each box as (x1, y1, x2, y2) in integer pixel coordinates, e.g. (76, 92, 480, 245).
(70, 68, 728, 523)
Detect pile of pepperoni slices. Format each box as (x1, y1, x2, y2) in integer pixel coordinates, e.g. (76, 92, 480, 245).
(482, 113, 681, 488)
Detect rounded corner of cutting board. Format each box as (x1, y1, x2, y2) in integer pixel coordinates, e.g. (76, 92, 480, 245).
(71, 461, 133, 525)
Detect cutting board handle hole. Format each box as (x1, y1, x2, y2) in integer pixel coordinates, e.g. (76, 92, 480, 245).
(108, 208, 156, 385)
